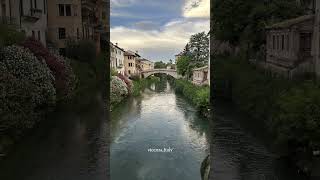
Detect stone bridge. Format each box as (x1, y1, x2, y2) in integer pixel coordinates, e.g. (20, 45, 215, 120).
(141, 69, 180, 79)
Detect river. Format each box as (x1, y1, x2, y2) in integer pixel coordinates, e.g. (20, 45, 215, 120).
(111, 80, 210, 180)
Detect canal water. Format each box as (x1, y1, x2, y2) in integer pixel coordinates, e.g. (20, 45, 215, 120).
(211, 101, 302, 180)
(110, 80, 210, 180)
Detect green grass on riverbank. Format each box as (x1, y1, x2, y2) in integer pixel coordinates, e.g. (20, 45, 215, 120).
(213, 55, 320, 162)
(173, 79, 210, 117)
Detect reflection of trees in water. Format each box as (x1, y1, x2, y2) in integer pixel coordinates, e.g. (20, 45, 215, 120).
(175, 94, 210, 142)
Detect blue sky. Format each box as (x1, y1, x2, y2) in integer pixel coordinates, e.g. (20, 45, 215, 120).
(111, 0, 209, 62)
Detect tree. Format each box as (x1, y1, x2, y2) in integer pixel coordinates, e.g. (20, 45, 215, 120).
(176, 55, 192, 77)
(189, 32, 209, 64)
(154, 61, 167, 69)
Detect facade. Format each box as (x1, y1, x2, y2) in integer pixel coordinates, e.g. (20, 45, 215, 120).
(139, 58, 154, 71)
(124, 50, 140, 76)
(192, 66, 209, 85)
(265, 0, 320, 78)
(110, 42, 125, 75)
(0, 0, 47, 45)
(47, 0, 82, 54)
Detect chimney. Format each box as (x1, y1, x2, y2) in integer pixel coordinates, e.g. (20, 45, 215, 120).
(136, 50, 138, 54)
(116, 43, 118, 46)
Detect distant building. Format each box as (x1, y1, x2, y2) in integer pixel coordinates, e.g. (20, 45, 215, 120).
(124, 50, 140, 76)
(192, 66, 209, 86)
(0, 0, 47, 45)
(139, 58, 154, 71)
(110, 42, 125, 75)
(265, 0, 320, 78)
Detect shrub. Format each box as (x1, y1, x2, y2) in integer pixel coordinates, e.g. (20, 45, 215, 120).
(0, 25, 25, 47)
(0, 45, 56, 134)
(20, 38, 76, 101)
(65, 39, 96, 63)
(117, 73, 132, 93)
(110, 76, 128, 106)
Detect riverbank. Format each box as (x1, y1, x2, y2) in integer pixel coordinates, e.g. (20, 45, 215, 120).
(213, 55, 320, 176)
(172, 79, 210, 118)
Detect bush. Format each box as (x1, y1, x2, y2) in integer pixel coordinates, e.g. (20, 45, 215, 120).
(20, 38, 76, 101)
(0, 25, 25, 47)
(65, 39, 96, 63)
(117, 73, 133, 93)
(110, 76, 128, 106)
(0, 45, 56, 134)
(173, 79, 210, 112)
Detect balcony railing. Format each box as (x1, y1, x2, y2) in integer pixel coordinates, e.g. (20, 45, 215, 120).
(22, 8, 42, 22)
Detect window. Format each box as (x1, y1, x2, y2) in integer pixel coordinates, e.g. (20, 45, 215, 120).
(32, 30, 35, 38)
(59, 4, 64, 16)
(34, 0, 37, 8)
(65, 4, 71, 16)
(38, 31, 41, 41)
(58, 28, 66, 39)
(77, 28, 79, 39)
(276, 35, 279, 50)
(281, 34, 285, 50)
(128, 70, 131, 74)
(102, 12, 106, 20)
(272, 35, 275, 50)
(286, 34, 290, 51)
(43, 0, 46, 14)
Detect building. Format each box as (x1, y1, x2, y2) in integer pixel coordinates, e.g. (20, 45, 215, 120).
(124, 50, 140, 76)
(138, 58, 154, 71)
(47, 0, 83, 54)
(265, 0, 320, 78)
(192, 66, 209, 86)
(110, 42, 125, 75)
(0, 0, 47, 45)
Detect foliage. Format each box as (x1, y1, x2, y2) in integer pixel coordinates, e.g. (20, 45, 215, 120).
(20, 38, 76, 101)
(0, 45, 56, 134)
(117, 73, 133, 93)
(132, 76, 160, 96)
(111, 68, 118, 76)
(176, 55, 192, 77)
(189, 32, 209, 63)
(0, 25, 25, 48)
(173, 79, 209, 112)
(154, 61, 167, 69)
(213, 55, 320, 156)
(65, 39, 97, 63)
(110, 76, 128, 106)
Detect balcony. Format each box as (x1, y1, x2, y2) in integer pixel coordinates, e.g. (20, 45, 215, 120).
(22, 8, 42, 22)
(81, 0, 96, 11)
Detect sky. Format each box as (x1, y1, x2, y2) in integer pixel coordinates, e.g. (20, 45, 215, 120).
(110, 0, 210, 62)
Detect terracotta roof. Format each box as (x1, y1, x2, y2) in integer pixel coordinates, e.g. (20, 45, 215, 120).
(124, 50, 140, 57)
(193, 66, 208, 71)
(266, 15, 314, 29)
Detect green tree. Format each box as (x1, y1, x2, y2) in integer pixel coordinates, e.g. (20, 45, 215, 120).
(154, 61, 167, 69)
(189, 32, 209, 63)
(176, 55, 192, 77)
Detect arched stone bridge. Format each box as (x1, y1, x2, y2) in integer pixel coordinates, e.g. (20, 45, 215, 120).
(141, 69, 181, 79)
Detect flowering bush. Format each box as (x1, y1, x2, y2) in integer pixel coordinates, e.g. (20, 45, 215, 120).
(117, 73, 132, 93)
(20, 38, 76, 101)
(110, 76, 128, 106)
(0, 45, 56, 133)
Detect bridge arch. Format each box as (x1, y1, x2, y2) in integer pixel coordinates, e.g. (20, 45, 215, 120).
(141, 69, 180, 79)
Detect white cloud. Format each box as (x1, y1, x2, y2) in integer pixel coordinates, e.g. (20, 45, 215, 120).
(182, 0, 210, 18)
(111, 0, 137, 8)
(111, 19, 209, 61)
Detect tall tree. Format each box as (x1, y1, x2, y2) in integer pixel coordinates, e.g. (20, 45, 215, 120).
(189, 32, 209, 64)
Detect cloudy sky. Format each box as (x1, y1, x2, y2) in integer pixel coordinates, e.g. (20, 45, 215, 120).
(110, 0, 210, 62)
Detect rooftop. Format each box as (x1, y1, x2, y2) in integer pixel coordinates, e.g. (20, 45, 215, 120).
(266, 15, 314, 29)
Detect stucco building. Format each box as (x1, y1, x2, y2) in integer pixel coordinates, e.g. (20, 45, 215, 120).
(110, 42, 125, 75)
(0, 0, 47, 45)
(124, 50, 140, 76)
(138, 58, 154, 71)
(47, 0, 83, 54)
(265, 0, 320, 78)
(192, 66, 209, 86)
